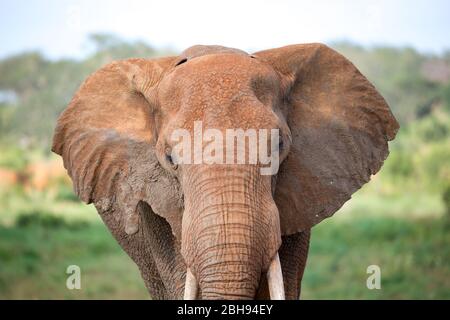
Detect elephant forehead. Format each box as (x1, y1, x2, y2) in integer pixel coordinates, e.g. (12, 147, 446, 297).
(157, 53, 282, 130)
(162, 53, 279, 97)
(174, 54, 260, 80)
(181, 45, 248, 59)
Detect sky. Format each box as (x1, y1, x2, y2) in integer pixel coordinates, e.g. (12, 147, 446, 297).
(1, 0, 450, 59)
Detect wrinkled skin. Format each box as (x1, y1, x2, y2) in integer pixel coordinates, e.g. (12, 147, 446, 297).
(52, 44, 399, 299)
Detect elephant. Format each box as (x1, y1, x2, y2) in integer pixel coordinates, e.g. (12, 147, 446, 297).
(52, 43, 399, 300)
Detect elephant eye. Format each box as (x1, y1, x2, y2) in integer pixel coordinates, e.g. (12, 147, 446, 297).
(278, 139, 284, 152)
(166, 154, 174, 164)
(278, 134, 291, 159)
(165, 151, 178, 170)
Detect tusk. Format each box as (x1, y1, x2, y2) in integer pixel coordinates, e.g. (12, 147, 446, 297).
(267, 252, 285, 300)
(184, 268, 198, 300)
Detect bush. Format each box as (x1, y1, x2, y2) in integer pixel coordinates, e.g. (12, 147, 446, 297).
(419, 145, 450, 191)
(0, 145, 28, 170)
(382, 150, 414, 179)
(15, 210, 87, 230)
(443, 184, 450, 217)
(415, 114, 450, 142)
(54, 184, 79, 202)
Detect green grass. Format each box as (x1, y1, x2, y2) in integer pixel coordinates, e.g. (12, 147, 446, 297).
(0, 189, 449, 299)
(302, 215, 450, 299)
(0, 210, 148, 299)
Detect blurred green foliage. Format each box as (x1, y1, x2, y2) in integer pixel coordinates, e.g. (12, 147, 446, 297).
(335, 43, 450, 122)
(0, 33, 172, 149)
(0, 145, 29, 170)
(15, 210, 87, 229)
(375, 112, 450, 194)
(1, 36, 449, 146)
(54, 183, 80, 203)
(443, 184, 450, 217)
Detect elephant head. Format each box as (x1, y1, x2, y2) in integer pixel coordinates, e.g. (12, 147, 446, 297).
(52, 44, 398, 299)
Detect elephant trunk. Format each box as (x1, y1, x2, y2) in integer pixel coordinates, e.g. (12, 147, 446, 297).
(181, 165, 281, 299)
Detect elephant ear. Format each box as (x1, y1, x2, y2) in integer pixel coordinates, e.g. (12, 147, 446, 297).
(254, 44, 399, 235)
(52, 57, 184, 238)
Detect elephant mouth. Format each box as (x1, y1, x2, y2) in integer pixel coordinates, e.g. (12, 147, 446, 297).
(183, 252, 285, 300)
